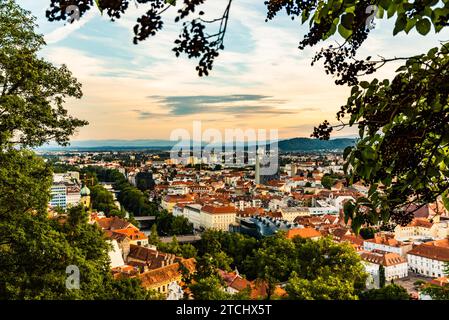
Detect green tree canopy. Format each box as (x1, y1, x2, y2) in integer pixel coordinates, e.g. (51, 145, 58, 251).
(0, 1, 147, 300)
(359, 284, 410, 300)
(1, 0, 87, 148)
(90, 184, 118, 215)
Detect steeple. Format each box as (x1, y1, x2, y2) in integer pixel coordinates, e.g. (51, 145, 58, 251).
(255, 149, 261, 185)
(80, 184, 91, 209)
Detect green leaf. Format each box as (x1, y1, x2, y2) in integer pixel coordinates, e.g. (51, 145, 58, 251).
(416, 18, 431, 35)
(343, 146, 353, 160)
(338, 23, 352, 39)
(360, 81, 370, 89)
(344, 201, 355, 223)
(379, 0, 390, 10)
(387, 3, 397, 18)
(404, 18, 416, 34)
(442, 191, 449, 212)
(341, 13, 354, 30)
(393, 14, 407, 35)
(95, 0, 103, 13)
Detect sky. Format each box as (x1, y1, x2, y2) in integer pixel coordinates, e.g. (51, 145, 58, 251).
(18, 0, 449, 142)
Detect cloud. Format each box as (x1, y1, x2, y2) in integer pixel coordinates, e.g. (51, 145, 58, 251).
(142, 94, 293, 117)
(44, 9, 97, 44)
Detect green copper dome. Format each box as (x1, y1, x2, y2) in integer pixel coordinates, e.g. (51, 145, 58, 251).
(80, 185, 91, 196)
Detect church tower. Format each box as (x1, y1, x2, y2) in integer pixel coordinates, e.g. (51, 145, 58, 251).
(255, 149, 261, 185)
(80, 184, 91, 209)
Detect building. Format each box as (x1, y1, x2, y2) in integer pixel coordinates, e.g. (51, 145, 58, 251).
(237, 215, 302, 238)
(49, 172, 84, 209)
(279, 207, 310, 222)
(200, 205, 237, 231)
(407, 239, 449, 278)
(124, 244, 196, 299)
(49, 183, 67, 209)
(361, 251, 408, 288)
(363, 233, 413, 257)
(395, 218, 449, 241)
(108, 239, 126, 268)
(66, 186, 81, 207)
(176, 204, 202, 229)
(218, 269, 287, 299)
(110, 228, 149, 247)
(161, 194, 194, 213)
(80, 185, 91, 209)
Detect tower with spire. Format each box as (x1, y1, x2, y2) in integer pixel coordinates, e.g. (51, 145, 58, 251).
(255, 148, 261, 185)
(80, 174, 93, 210)
(80, 184, 91, 209)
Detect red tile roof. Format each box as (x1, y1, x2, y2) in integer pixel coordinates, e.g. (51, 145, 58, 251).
(360, 251, 407, 267)
(286, 227, 322, 239)
(96, 216, 137, 231)
(429, 277, 449, 287)
(201, 205, 237, 214)
(408, 239, 449, 262)
(112, 228, 147, 241)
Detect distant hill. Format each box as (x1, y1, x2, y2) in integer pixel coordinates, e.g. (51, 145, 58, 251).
(37, 137, 356, 152)
(278, 138, 356, 151)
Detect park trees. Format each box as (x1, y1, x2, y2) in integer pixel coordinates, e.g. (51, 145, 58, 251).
(136, 171, 156, 191)
(246, 235, 367, 300)
(90, 184, 118, 215)
(359, 284, 410, 300)
(321, 174, 336, 189)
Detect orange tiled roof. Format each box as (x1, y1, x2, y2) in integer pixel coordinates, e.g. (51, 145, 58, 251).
(360, 251, 407, 267)
(138, 263, 183, 288)
(163, 194, 194, 203)
(201, 204, 237, 215)
(237, 207, 265, 217)
(407, 218, 433, 228)
(429, 277, 449, 287)
(408, 239, 449, 262)
(96, 216, 136, 231)
(365, 233, 410, 247)
(286, 227, 322, 239)
(340, 234, 365, 247)
(112, 228, 148, 241)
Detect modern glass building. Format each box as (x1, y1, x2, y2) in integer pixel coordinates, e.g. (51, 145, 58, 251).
(49, 183, 67, 209)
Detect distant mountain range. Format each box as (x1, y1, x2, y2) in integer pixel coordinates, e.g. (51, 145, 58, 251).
(37, 137, 356, 152)
(277, 138, 356, 151)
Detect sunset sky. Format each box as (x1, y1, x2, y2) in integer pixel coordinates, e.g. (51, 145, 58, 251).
(19, 0, 449, 142)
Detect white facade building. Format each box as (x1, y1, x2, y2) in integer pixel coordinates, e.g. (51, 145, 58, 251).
(361, 251, 408, 288)
(363, 234, 413, 257)
(407, 239, 449, 278)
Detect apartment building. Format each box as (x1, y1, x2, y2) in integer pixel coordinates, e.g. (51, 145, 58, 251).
(407, 239, 449, 278)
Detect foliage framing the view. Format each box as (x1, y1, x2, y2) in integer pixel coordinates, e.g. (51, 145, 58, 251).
(0, 0, 151, 299)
